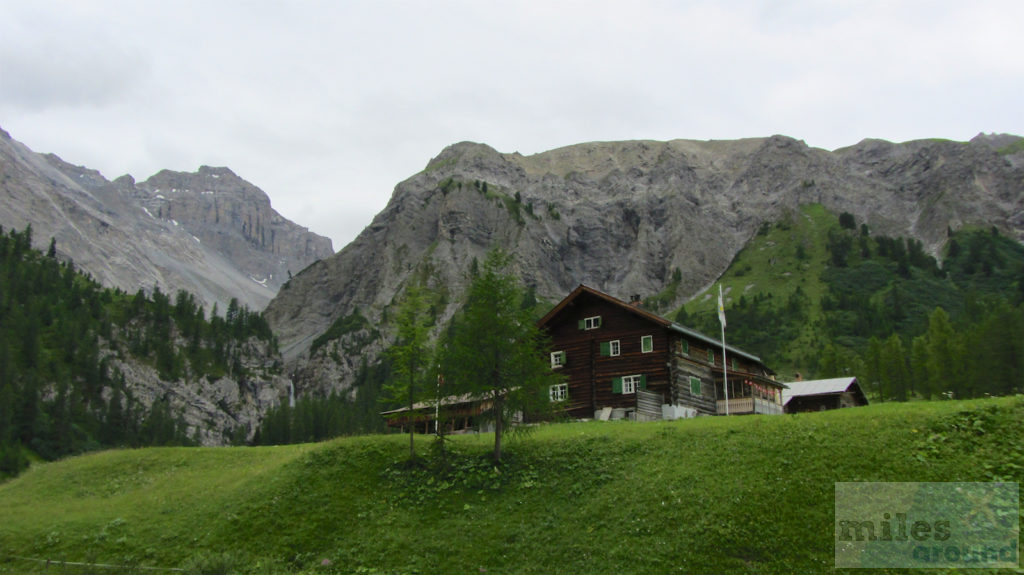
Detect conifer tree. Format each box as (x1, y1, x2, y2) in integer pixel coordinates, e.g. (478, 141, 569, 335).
(383, 284, 433, 462)
(441, 249, 562, 464)
(923, 308, 961, 398)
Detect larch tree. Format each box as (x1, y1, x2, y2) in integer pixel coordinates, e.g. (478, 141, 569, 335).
(441, 249, 562, 464)
(384, 284, 434, 463)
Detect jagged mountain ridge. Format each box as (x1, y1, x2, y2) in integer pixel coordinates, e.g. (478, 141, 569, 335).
(265, 133, 1024, 397)
(0, 126, 333, 311)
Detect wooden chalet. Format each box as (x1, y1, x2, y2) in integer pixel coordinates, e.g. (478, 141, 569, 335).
(781, 377, 868, 413)
(538, 285, 784, 419)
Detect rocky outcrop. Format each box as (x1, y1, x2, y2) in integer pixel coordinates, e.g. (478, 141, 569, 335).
(266, 134, 1024, 397)
(108, 340, 290, 446)
(0, 126, 333, 311)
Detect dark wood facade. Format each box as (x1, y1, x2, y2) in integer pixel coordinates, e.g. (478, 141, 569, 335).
(539, 285, 784, 418)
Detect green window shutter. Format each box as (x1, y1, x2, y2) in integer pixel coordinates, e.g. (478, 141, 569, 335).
(600, 341, 611, 356)
(682, 340, 689, 355)
(559, 351, 567, 365)
(707, 349, 715, 364)
(578, 319, 585, 330)
(689, 376, 701, 396)
(612, 377, 623, 394)
(640, 375, 647, 390)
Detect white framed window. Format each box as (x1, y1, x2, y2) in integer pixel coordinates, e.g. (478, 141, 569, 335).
(600, 340, 620, 357)
(550, 351, 566, 369)
(612, 374, 645, 394)
(641, 335, 653, 353)
(549, 383, 568, 402)
(580, 316, 602, 330)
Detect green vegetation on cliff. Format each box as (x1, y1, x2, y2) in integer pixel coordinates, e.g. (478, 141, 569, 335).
(0, 226, 277, 479)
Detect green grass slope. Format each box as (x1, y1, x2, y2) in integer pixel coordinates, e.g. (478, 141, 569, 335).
(678, 204, 836, 375)
(1, 397, 1022, 574)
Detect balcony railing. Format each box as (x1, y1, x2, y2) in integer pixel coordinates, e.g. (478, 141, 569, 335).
(716, 396, 783, 415)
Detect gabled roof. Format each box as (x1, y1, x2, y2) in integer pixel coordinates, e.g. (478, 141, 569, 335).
(538, 284, 768, 366)
(538, 284, 671, 329)
(781, 377, 865, 405)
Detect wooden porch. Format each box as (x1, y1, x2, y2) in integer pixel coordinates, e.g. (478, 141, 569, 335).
(713, 371, 785, 415)
(716, 396, 783, 415)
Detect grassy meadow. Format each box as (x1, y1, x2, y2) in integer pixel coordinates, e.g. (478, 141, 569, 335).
(1, 396, 1022, 574)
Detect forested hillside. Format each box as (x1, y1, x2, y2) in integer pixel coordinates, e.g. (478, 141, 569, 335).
(0, 226, 279, 478)
(681, 205, 1024, 400)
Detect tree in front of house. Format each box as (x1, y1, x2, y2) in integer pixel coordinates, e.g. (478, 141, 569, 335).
(441, 249, 562, 464)
(383, 283, 434, 463)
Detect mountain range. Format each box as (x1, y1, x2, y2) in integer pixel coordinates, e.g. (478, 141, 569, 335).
(264, 132, 1024, 396)
(2, 126, 1022, 441)
(0, 126, 333, 312)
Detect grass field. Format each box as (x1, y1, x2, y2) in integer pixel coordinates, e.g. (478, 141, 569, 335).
(1, 397, 1022, 574)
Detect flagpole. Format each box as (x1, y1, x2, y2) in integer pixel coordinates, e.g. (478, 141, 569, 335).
(718, 284, 729, 416)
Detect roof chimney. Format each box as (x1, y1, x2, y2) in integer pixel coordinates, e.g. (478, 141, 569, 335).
(629, 294, 642, 306)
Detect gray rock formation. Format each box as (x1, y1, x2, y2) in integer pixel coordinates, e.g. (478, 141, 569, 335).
(266, 134, 1024, 397)
(0, 126, 333, 311)
(108, 338, 290, 446)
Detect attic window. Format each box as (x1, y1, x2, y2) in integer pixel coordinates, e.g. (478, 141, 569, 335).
(550, 351, 566, 369)
(579, 316, 602, 330)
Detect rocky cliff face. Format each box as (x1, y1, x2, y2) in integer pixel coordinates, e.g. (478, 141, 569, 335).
(136, 166, 331, 294)
(108, 337, 291, 446)
(0, 126, 333, 311)
(265, 134, 1024, 397)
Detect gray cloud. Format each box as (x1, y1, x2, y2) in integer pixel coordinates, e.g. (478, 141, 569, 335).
(1, 0, 1021, 249)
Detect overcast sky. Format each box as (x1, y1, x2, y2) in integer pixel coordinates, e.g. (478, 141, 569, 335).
(2, 1, 1022, 250)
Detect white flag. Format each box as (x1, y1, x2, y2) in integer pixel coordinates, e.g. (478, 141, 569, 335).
(717, 285, 726, 328)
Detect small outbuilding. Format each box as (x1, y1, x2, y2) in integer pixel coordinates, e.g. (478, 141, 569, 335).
(781, 376, 868, 413)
